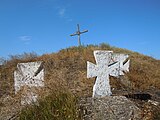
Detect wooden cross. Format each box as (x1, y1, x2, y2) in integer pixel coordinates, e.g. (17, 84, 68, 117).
(70, 24, 88, 46)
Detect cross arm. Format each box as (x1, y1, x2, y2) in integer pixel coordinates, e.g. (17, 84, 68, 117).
(70, 33, 78, 36)
(87, 61, 98, 78)
(80, 30, 88, 34)
(123, 59, 130, 72)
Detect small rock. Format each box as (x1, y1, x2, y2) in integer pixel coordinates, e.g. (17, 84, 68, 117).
(148, 100, 159, 106)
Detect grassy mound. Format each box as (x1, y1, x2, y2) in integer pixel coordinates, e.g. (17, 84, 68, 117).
(0, 43, 160, 119)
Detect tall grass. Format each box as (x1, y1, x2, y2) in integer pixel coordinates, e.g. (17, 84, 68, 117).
(19, 90, 80, 120)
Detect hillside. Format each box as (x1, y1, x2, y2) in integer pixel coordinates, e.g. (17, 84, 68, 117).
(0, 44, 160, 119)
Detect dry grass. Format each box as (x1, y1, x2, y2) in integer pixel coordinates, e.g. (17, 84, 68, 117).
(0, 43, 160, 119)
(19, 90, 79, 120)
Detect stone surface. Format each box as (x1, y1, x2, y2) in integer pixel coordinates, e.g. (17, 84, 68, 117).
(87, 51, 117, 97)
(109, 53, 130, 76)
(87, 51, 130, 98)
(14, 61, 44, 105)
(79, 96, 142, 120)
(20, 91, 38, 105)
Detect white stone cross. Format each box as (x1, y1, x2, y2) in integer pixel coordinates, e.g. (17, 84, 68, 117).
(87, 51, 130, 98)
(14, 61, 44, 105)
(109, 53, 130, 77)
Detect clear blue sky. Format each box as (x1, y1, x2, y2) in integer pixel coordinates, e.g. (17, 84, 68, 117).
(0, 0, 160, 59)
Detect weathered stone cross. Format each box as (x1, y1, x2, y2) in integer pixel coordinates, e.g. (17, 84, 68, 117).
(87, 51, 130, 98)
(70, 24, 88, 46)
(14, 61, 44, 105)
(109, 53, 130, 77)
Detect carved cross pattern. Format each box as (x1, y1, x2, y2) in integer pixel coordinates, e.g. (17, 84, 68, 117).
(14, 61, 44, 105)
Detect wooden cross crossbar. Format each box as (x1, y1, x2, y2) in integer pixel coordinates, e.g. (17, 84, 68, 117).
(70, 24, 88, 46)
